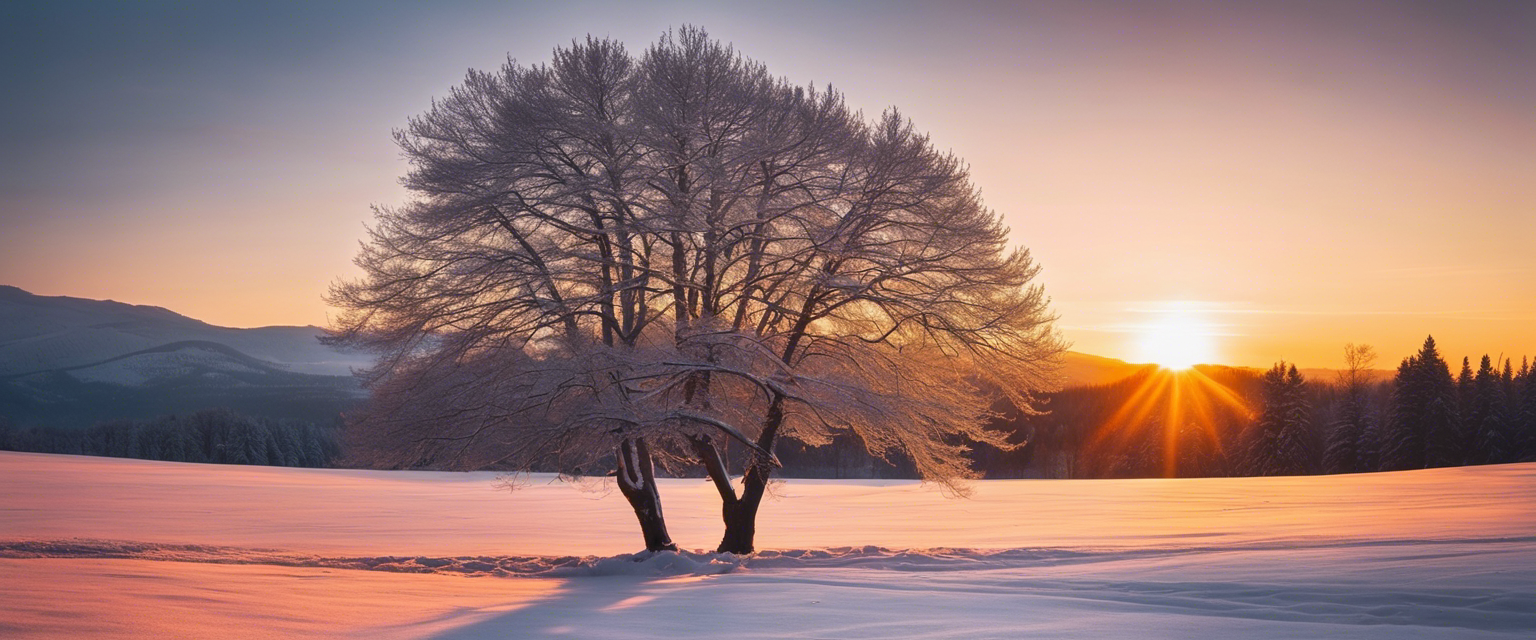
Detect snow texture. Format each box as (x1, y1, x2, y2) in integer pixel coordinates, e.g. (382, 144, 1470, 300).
(2, 451, 1534, 638)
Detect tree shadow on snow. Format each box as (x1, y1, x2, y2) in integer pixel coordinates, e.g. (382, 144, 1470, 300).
(426, 573, 731, 639)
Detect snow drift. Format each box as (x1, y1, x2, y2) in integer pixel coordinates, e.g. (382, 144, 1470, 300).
(3, 451, 1533, 639)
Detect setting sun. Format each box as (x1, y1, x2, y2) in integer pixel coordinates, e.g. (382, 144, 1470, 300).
(1136, 307, 1217, 370)
(4, 5, 1535, 639)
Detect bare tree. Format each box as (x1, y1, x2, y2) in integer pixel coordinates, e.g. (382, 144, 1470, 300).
(1326, 343, 1377, 473)
(1338, 343, 1377, 390)
(326, 27, 1065, 553)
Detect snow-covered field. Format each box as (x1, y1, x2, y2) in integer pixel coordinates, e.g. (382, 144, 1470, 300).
(2, 451, 1533, 639)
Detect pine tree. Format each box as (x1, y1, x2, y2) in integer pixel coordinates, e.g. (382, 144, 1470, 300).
(193, 411, 225, 462)
(137, 423, 160, 460)
(1457, 357, 1474, 410)
(1248, 362, 1313, 475)
(277, 422, 303, 467)
(180, 422, 207, 463)
(1108, 417, 1163, 478)
(1502, 359, 1516, 410)
(1503, 359, 1521, 458)
(1383, 336, 1457, 470)
(1325, 344, 1378, 474)
(247, 421, 272, 466)
(1357, 415, 1383, 471)
(1470, 355, 1514, 464)
(1174, 419, 1224, 477)
(1456, 356, 1475, 443)
(1383, 355, 1424, 470)
(1283, 365, 1314, 472)
(1424, 393, 1460, 467)
(1247, 364, 1286, 475)
(1325, 392, 1368, 473)
(1518, 358, 1536, 461)
(301, 424, 326, 467)
(224, 430, 249, 465)
(1420, 340, 1460, 468)
(259, 422, 283, 466)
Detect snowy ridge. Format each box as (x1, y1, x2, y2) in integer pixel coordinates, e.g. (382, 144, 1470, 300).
(0, 539, 1166, 577)
(0, 539, 1068, 577)
(6, 454, 1536, 637)
(7, 536, 1534, 579)
(0, 285, 373, 377)
(0, 538, 739, 577)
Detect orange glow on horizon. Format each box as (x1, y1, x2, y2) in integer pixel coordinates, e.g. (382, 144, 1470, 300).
(1, 4, 1531, 368)
(1134, 305, 1219, 370)
(1087, 367, 1252, 478)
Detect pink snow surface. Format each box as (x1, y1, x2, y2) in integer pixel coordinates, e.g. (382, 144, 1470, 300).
(3, 451, 1534, 639)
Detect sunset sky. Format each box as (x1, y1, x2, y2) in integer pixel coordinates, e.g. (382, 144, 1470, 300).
(2, 0, 1531, 369)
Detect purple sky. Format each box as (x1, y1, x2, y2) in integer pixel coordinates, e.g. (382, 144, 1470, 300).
(2, 1, 1532, 367)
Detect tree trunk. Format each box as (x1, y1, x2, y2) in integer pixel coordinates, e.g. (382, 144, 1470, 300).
(695, 395, 788, 555)
(615, 438, 677, 552)
(717, 464, 768, 554)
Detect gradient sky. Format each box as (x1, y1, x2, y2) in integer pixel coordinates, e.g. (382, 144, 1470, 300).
(2, 0, 1532, 369)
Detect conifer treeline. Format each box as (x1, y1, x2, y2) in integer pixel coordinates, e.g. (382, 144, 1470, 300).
(981, 336, 1535, 479)
(1372, 336, 1535, 472)
(0, 409, 342, 468)
(2, 336, 1529, 479)
(1247, 362, 1315, 476)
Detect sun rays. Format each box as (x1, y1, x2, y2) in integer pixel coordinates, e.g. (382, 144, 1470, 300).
(1087, 367, 1252, 477)
(1134, 305, 1218, 371)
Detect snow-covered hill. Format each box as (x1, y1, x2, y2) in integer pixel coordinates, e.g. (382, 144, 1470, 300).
(0, 286, 368, 426)
(0, 285, 1169, 387)
(0, 285, 373, 377)
(2, 451, 1532, 638)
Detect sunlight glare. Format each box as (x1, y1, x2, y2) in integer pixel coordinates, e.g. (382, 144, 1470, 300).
(1136, 307, 1217, 370)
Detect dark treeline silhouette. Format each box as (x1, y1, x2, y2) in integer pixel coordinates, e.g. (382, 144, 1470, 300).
(0, 409, 342, 468)
(977, 335, 1535, 479)
(1378, 336, 1535, 471)
(974, 366, 1264, 478)
(4, 336, 1528, 480)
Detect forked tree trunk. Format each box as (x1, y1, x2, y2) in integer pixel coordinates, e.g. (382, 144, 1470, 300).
(717, 465, 768, 554)
(693, 398, 787, 555)
(615, 438, 677, 552)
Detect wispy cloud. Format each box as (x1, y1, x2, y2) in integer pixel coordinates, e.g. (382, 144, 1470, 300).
(1369, 265, 1535, 278)
(1111, 301, 1530, 321)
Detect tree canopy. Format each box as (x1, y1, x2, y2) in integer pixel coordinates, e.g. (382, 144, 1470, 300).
(326, 27, 1065, 551)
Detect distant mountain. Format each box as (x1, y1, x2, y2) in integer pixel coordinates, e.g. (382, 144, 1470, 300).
(0, 285, 372, 376)
(0, 286, 370, 428)
(1056, 353, 1395, 388)
(1295, 367, 1396, 384)
(1, 285, 1388, 429)
(1057, 351, 1154, 388)
(1217, 362, 1396, 385)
